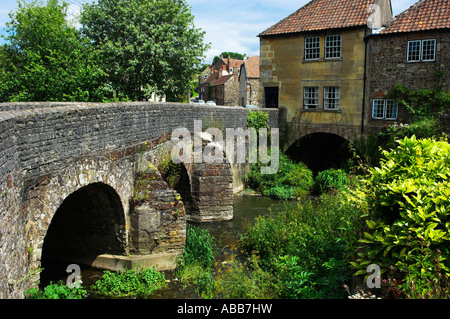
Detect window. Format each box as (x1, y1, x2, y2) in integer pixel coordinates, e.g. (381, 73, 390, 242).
(305, 37, 320, 60)
(407, 40, 421, 62)
(407, 39, 436, 62)
(421, 39, 436, 61)
(324, 87, 340, 110)
(372, 99, 398, 120)
(304, 87, 319, 109)
(325, 35, 341, 59)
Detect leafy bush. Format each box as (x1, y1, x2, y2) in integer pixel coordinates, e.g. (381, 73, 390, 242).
(25, 281, 87, 299)
(353, 136, 450, 298)
(182, 225, 219, 269)
(352, 117, 446, 169)
(239, 190, 364, 298)
(245, 154, 314, 200)
(246, 110, 270, 134)
(213, 255, 279, 299)
(90, 267, 166, 298)
(176, 225, 219, 297)
(387, 82, 450, 120)
(314, 168, 350, 193)
(158, 153, 182, 189)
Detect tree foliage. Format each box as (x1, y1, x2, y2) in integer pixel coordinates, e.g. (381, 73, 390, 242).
(0, 0, 107, 102)
(212, 52, 245, 65)
(80, 0, 209, 101)
(353, 136, 450, 298)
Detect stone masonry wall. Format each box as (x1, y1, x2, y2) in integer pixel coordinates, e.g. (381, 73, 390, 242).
(0, 102, 279, 298)
(365, 30, 450, 134)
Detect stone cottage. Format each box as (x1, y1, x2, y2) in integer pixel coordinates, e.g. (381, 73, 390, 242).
(239, 55, 260, 107)
(364, 0, 450, 133)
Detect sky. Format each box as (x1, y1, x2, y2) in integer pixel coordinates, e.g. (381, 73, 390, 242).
(0, 0, 418, 63)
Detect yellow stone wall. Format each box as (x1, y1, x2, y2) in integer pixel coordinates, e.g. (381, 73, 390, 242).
(260, 28, 367, 129)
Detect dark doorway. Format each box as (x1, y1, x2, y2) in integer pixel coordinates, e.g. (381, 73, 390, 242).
(286, 133, 353, 175)
(264, 87, 279, 108)
(40, 183, 126, 288)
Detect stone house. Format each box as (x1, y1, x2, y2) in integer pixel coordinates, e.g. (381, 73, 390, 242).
(198, 56, 244, 105)
(239, 55, 260, 106)
(364, 0, 450, 134)
(258, 0, 394, 136)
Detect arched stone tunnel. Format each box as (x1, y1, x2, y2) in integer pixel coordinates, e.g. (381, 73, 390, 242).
(285, 132, 354, 175)
(39, 183, 127, 287)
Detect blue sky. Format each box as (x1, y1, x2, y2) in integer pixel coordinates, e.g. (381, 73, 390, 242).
(0, 0, 418, 63)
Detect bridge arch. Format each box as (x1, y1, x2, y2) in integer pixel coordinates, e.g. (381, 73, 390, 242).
(39, 182, 127, 287)
(24, 156, 135, 285)
(285, 132, 354, 175)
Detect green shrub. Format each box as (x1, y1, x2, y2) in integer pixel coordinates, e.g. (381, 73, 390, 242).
(353, 136, 450, 298)
(90, 267, 166, 298)
(213, 255, 279, 299)
(157, 153, 182, 189)
(25, 281, 87, 299)
(182, 225, 219, 269)
(352, 117, 446, 169)
(176, 225, 219, 298)
(239, 190, 364, 298)
(246, 110, 270, 134)
(245, 154, 314, 200)
(314, 168, 350, 193)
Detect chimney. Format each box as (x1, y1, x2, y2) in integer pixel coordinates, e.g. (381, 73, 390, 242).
(244, 54, 247, 61)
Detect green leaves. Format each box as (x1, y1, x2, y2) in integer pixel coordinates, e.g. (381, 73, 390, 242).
(1, 0, 208, 102)
(80, 0, 209, 101)
(0, 0, 108, 102)
(354, 136, 450, 297)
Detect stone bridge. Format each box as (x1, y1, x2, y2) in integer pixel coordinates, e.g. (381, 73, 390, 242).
(0, 102, 278, 298)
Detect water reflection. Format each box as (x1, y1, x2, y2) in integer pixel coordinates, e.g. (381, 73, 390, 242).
(193, 195, 297, 249)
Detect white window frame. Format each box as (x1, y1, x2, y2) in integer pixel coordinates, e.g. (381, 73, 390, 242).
(372, 99, 398, 120)
(305, 36, 320, 60)
(407, 39, 436, 62)
(324, 87, 340, 110)
(421, 39, 436, 62)
(303, 87, 319, 109)
(325, 35, 341, 59)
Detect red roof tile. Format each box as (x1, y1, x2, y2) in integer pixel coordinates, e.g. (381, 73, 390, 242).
(211, 74, 236, 87)
(244, 56, 260, 79)
(259, 0, 376, 36)
(381, 0, 449, 34)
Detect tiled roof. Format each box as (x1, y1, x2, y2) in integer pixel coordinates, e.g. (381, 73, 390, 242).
(244, 56, 260, 79)
(381, 0, 449, 34)
(226, 58, 244, 69)
(211, 74, 236, 87)
(259, 0, 376, 36)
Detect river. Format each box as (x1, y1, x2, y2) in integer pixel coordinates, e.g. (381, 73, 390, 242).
(148, 194, 297, 299)
(79, 194, 297, 298)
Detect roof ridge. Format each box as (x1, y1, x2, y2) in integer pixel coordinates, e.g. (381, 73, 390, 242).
(259, 0, 377, 37)
(381, 0, 449, 34)
(386, 0, 427, 25)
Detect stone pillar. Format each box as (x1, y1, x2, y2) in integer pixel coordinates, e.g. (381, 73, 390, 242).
(188, 162, 233, 222)
(130, 168, 186, 258)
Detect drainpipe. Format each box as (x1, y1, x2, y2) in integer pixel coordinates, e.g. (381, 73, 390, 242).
(361, 27, 369, 135)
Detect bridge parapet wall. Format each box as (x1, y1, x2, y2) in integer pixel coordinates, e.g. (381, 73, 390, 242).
(0, 102, 278, 298)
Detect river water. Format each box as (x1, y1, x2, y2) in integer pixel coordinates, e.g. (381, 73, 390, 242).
(80, 194, 297, 298)
(148, 195, 298, 299)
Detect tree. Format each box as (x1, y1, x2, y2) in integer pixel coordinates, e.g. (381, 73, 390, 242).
(80, 0, 209, 101)
(0, 0, 107, 102)
(212, 52, 245, 65)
